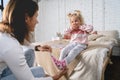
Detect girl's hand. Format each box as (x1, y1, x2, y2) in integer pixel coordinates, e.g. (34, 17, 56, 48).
(91, 31, 97, 34)
(63, 35, 71, 39)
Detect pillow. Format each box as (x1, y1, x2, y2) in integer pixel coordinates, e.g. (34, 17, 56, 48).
(88, 36, 118, 46)
(88, 34, 103, 41)
(97, 30, 119, 40)
(96, 36, 118, 45)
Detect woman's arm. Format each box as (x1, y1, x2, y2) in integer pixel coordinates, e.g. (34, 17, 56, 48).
(2, 43, 53, 80)
(2, 43, 67, 80)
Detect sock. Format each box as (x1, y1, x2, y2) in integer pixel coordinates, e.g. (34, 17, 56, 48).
(51, 55, 66, 70)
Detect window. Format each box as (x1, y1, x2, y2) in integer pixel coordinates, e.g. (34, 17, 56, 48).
(0, 0, 3, 21)
(0, 0, 9, 21)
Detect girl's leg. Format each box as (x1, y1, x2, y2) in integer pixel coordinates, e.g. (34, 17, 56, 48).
(51, 55, 66, 70)
(59, 42, 77, 60)
(52, 42, 78, 70)
(65, 44, 87, 64)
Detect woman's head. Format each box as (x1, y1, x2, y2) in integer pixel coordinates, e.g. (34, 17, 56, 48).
(2, 0, 39, 44)
(68, 10, 84, 30)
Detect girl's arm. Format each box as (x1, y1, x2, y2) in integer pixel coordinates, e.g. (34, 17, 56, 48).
(63, 34, 71, 39)
(63, 28, 72, 39)
(80, 24, 93, 34)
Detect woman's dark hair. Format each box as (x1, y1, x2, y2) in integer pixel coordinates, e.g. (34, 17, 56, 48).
(2, 0, 39, 44)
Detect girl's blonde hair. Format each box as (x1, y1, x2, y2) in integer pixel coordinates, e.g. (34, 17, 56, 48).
(67, 10, 84, 25)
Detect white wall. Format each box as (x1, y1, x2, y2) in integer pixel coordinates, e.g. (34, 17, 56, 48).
(35, 0, 120, 42)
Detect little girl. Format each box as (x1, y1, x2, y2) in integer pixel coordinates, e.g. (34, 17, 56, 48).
(49, 10, 94, 70)
(40, 10, 93, 70)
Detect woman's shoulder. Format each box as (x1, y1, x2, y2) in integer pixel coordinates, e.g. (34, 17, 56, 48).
(0, 32, 20, 49)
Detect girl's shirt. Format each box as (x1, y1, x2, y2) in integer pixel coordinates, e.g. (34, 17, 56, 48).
(0, 32, 53, 80)
(64, 24, 93, 44)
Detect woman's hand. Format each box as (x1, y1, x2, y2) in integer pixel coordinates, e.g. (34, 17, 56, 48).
(36, 45, 52, 52)
(35, 45, 41, 51)
(52, 67, 68, 80)
(35, 45, 52, 52)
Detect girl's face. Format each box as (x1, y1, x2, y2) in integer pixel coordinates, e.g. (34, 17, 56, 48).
(70, 16, 80, 30)
(26, 11, 39, 31)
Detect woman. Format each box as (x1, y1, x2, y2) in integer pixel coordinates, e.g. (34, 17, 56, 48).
(0, 0, 67, 80)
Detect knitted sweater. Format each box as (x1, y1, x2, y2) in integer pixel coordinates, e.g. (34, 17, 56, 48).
(64, 24, 93, 44)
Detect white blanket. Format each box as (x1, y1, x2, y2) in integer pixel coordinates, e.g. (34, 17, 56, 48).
(69, 47, 109, 80)
(69, 35, 118, 80)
